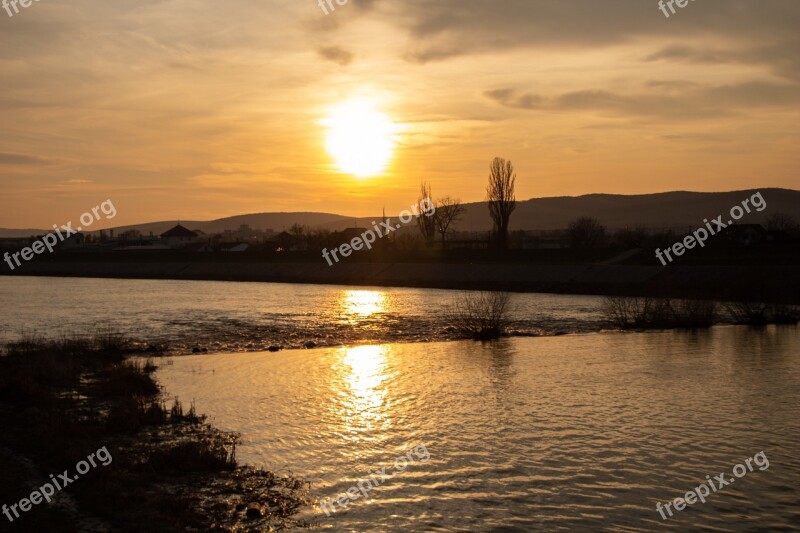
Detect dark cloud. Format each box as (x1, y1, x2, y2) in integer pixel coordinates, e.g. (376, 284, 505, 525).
(645, 80, 700, 90)
(317, 45, 354, 66)
(0, 153, 49, 166)
(644, 45, 731, 64)
(484, 89, 543, 110)
(348, 0, 798, 86)
(644, 38, 800, 80)
(485, 81, 800, 120)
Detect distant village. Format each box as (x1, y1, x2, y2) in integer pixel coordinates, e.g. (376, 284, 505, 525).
(1, 218, 795, 255)
(1, 224, 299, 253)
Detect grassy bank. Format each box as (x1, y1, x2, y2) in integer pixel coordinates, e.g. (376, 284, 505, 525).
(3, 245, 800, 303)
(0, 332, 311, 532)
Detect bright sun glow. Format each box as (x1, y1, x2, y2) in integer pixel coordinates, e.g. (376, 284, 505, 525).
(322, 99, 397, 178)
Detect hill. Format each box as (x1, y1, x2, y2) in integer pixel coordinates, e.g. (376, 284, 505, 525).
(326, 188, 800, 232)
(2, 188, 797, 238)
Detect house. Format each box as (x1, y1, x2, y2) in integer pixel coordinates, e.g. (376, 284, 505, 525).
(58, 232, 85, 250)
(267, 231, 308, 252)
(160, 224, 200, 249)
(332, 228, 369, 242)
(721, 224, 767, 246)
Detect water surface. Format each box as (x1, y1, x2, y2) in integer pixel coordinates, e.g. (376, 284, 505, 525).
(156, 327, 800, 532)
(0, 276, 606, 352)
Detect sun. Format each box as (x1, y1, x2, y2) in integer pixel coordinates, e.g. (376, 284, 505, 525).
(322, 99, 398, 178)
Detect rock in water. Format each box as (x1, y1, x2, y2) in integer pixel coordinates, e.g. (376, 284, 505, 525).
(245, 503, 262, 519)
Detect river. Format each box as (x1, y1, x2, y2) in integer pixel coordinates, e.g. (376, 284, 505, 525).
(0, 276, 606, 351)
(2, 276, 798, 531)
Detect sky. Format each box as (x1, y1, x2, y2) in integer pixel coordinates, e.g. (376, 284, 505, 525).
(1, 0, 799, 228)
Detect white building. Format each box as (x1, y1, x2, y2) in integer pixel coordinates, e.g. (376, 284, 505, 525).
(160, 224, 200, 249)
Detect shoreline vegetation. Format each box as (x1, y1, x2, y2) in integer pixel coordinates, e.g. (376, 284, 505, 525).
(458, 292, 799, 339)
(0, 331, 312, 532)
(603, 296, 800, 329)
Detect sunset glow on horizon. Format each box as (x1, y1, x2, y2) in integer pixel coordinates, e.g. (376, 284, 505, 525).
(0, 1, 798, 227)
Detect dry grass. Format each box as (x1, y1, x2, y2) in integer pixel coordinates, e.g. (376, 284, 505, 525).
(5, 329, 130, 359)
(142, 435, 238, 473)
(0, 329, 310, 531)
(169, 397, 205, 424)
(91, 360, 161, 399)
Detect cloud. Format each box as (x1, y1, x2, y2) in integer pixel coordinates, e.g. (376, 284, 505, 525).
(317, 45, 354, 66)
(644, 39, 800, 80)
(0, 153, 49, 166)
(485, 81, 800, 120)
(483, 89, 543, 110)
(644, 45, 731, 64)
(374, 0, 800, 70)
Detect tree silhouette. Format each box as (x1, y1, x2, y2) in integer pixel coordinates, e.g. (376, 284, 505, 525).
(434, 196, 464, 249)
(486, 157, 517, 249)
(417, 181, 437, 247)
(566, 217, 605, 248)
(767, 212, 800, 236)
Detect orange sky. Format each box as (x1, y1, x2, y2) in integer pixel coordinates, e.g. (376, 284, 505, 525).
(1, 0, 799, 228)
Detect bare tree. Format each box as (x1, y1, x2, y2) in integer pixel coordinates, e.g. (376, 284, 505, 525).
(434, 196, 464, 248)
(289, 223, 306, 238)
(767, 212, 800, 235)
(417, 181, 437, 247)
(566, 217, 605, 248)
(486, 157, 517, 249)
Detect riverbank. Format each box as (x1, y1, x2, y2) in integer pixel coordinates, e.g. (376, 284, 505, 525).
(0, 333, 311, 532)
(4, 252, 800, 302)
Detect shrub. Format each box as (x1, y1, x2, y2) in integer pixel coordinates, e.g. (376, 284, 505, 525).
(724, 301, 800, 325)
(449, 291, 512, 340)
(566, 217, 605, 248)
(603, 295, 639, 329)
(603, 296, 673, 329)
(670, 299, 717, 328)
(603, 296, 716, 329)
(768, 303, 800, 324)
(724, 301, 769, 326)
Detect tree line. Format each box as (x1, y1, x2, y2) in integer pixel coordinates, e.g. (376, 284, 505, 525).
(418, 156, 517, 249)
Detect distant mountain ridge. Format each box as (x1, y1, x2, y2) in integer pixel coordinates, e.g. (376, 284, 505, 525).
(2, 188, 798, 238)
(105, 212, 352, 237)
(490, 188, 800, 231)
(0, 228, 54, 238)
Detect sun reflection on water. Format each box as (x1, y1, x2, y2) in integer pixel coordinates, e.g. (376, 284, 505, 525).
(338, 345, 393, 438)
(342, 290, 387, 317)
